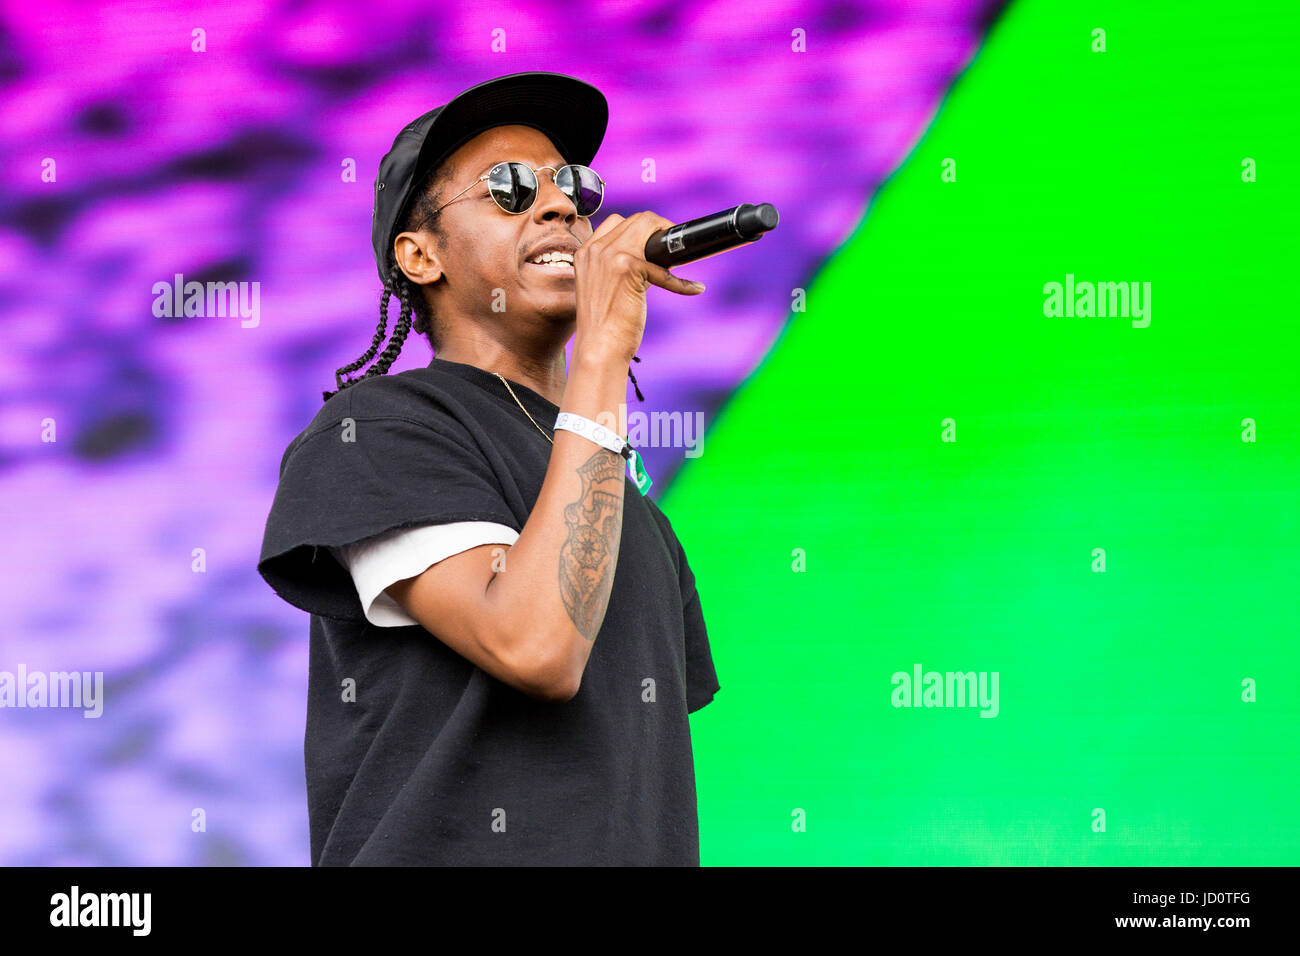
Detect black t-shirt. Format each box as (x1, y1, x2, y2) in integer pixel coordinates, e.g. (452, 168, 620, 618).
(257, 356, 720, 866)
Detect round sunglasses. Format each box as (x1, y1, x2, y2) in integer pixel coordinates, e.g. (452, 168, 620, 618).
(431, 162, 603, 218)
(433, 162, 606, 218)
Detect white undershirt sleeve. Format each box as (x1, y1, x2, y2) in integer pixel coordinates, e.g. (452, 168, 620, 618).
(329, 521, 520, 628)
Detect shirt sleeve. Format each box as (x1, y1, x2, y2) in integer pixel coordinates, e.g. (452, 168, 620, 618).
(258, 400, 520, 621)
(329, 520, 520, 628)
(676, 535, 720, 714)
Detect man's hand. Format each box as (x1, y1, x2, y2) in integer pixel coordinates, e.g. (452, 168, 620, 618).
(572, 211, 706, 367)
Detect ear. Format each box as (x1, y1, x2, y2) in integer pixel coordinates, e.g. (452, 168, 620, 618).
(393, 230, 444, 288)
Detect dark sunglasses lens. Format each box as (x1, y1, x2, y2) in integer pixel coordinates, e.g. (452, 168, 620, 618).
(557, 165, 603, 216)
(487, 162, 537, 213)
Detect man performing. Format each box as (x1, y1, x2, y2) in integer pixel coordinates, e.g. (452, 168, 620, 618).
(257, 71, 721, 866)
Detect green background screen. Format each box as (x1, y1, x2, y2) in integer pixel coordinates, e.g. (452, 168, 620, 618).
(671, 0, 1299, 865)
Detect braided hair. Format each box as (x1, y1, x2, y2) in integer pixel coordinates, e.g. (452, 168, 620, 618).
(324, 166, 646, 403)
(323, 164, 451, 401)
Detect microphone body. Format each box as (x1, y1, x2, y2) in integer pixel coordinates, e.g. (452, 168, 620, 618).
(643, 203, 779, 268)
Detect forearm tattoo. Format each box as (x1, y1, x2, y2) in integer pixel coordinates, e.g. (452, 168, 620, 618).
(558, 449, 625, 640)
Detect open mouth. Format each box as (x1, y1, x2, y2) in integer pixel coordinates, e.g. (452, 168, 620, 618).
(525, 252, 576, 277)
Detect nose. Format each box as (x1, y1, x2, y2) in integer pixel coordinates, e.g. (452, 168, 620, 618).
(531, 167, 579, 224)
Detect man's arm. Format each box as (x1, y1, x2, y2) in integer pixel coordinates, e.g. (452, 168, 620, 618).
(386, 210, 703, 703)
(385, 348, 629, 703)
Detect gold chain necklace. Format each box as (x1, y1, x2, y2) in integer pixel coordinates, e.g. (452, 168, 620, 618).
(492, 372, 553, 444)
(492, 371, 653, 495)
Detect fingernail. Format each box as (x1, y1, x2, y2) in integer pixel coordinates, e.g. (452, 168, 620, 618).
(690, 281, 706, 291)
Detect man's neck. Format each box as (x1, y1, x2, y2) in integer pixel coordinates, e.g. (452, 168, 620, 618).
(436, 338, 569, 406)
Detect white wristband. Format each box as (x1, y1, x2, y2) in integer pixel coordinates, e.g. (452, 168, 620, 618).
(553, 412, 628, 458)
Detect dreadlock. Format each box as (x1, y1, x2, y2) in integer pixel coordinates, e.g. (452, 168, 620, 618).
(324, 163, 645, 403)
(323, 163, 451, 401)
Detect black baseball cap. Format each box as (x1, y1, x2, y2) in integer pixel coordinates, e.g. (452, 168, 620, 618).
(370, 71, 609, 287)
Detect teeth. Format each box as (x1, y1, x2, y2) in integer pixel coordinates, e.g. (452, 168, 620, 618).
(528, 251, 575, 265)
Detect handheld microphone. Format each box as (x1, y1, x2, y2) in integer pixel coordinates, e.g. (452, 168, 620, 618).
(643, 203, 779, 268)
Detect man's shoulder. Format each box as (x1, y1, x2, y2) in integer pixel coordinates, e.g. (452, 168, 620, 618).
(640, 492, 673, 533)
(291, 366, 465, 446)
(636, 493, 686, 570)
(330, 366, 447, 419)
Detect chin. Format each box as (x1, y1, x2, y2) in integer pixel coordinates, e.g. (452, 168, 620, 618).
(542, 306, 578, 330)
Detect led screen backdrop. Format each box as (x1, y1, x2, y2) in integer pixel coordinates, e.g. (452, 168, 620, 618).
(1, 0, 1296, 866)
